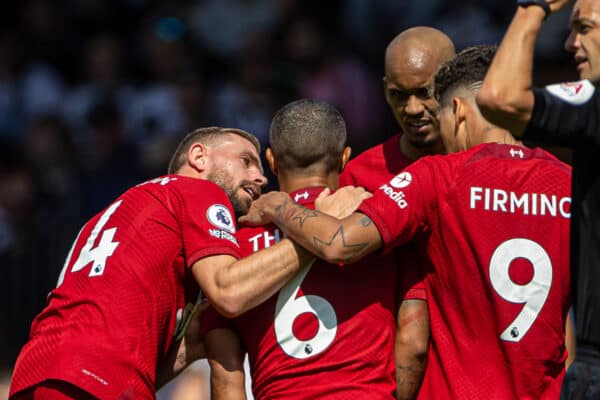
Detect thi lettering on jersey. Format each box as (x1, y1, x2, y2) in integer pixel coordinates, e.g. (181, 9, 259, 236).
(248, 229, 282, 252)
(470, 187, 571, 218)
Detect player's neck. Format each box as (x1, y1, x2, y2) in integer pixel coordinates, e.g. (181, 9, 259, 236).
(481, 125, 524, 147)
(399, 134, 445, 161)
(278, 174, 339, 194)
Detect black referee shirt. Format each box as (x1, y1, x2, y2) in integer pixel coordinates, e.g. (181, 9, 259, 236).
(526, 80, 600, 352)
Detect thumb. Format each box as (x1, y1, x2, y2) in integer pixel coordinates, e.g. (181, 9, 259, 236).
(315, 187, 332, 202)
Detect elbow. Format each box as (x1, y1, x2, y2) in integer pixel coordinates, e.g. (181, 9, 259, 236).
(318, 245, 360, 265)
(477, 86, 524, 125)
(209, 292, 246, 319)
(396, 332, 429, 359)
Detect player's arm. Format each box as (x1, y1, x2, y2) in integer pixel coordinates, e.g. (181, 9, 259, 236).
(394, 257, 430, 400)
(240, 190, 383, 265)
(155, 302, 209, 389)
(477, 0, 572, 136)
(206, 328, 247, 400)
(395, 298, 429, 400)
(192, 239, 315, 318)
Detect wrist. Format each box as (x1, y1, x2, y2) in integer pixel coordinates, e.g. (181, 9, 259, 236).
(516, 0, 550, 20)
(264, 192, 292, 220)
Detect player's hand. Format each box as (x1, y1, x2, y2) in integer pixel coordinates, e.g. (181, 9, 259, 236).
(315, 186, 372, 219)
(239, 191, 289, 226)
(184, 300, 210, 362)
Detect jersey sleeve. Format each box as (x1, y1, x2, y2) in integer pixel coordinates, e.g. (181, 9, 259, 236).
(172, 179, 241, 267)
(358, 159, 437, 254)
(199, 305, 236, 338)
(527, 81, 600, 147)
(395, 246, 427, 301)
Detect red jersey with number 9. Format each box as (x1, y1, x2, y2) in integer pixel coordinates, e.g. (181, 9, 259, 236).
(358, 143, 571, 399)
(10, 176, 241, 400)
(230, 187, 398, 400)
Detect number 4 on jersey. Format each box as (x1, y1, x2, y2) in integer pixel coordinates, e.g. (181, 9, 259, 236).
(56, 201, 123, 287)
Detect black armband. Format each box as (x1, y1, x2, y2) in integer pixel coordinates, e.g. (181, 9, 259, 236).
(516, 0, 551, 20)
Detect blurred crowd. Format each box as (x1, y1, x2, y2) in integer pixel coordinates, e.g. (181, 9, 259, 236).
(0, 0, 576, 393)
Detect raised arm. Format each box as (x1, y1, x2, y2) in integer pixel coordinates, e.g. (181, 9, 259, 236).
(240, 191, 383, 265)
(477, 0, 573, 135)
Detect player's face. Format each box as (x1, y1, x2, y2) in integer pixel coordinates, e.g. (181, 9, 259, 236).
(565, 0, 600, 84)
(206, 134, 267, 217)
(384, 51, 441, 149)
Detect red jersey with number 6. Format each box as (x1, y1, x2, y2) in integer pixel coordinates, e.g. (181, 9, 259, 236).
(232, 187, 398, 400)
(358, 143, 571, 399)
(10, 176, 240, 400)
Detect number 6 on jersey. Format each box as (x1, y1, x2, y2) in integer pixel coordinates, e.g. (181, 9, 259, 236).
(274, 261, 338, 359)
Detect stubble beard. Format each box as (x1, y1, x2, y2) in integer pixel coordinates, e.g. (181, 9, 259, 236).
(207, 170, 251, 218)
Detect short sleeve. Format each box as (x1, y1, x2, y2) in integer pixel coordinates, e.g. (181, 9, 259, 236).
(199, 305, 236, 338)
(171, 178, 241, 267)
(358, 159, 436, 254)
(527, 81, 600, 147)
(395, 245, 427, 301)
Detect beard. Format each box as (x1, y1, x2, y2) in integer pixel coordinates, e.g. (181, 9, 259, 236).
(207, 170, 253, 218)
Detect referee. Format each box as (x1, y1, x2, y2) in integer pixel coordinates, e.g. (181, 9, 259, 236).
(477, 0, 600, 398)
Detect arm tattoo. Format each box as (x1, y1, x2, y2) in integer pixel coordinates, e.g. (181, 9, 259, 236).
(313, 225, 369, 257)
(359, 216, 372, 227)
(396, 364, 425, 400)
(292, 208, 318, 228)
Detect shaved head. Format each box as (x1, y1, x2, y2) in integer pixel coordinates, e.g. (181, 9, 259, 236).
(385, 27, 455, 77)
(383, 27, 455, 158)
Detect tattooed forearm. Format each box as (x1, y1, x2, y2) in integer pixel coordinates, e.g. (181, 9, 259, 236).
(274, 199, 318, 229)
(396, 364, 425, 400)
(292, 208, 318, 228)
(313, 226, 369, 258)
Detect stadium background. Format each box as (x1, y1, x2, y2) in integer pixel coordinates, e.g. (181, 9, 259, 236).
(0, 1, 576, 398)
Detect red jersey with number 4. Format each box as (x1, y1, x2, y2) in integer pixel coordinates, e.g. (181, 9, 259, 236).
(359, 143, 571, 399)
(10, 176, 241, 400)
(233, 187, 397, 400)
(340, 133, 426, 301)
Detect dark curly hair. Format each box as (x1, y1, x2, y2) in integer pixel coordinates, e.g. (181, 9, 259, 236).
(435, 44, 498, 109)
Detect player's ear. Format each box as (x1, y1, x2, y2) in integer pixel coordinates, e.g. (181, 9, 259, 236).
(339, 146, 352, 172)
(188, 142, 208, 173)
(383, 76, 392, 105)
(265, 147, 277, 175)
(453, 97, 467, 136)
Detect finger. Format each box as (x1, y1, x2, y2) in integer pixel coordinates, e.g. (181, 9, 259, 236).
(316, 187, 332, 201)
(360, 191, 373, 200)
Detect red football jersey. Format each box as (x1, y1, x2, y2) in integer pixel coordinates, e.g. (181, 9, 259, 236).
(359, 143, 572, 399)
(10, 176, 241, 400)
(231, 187, 398, 399)
(340, 133, 426, 301)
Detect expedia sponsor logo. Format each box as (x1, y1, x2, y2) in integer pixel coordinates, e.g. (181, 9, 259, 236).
(390, 172, 412, 188)
(379, 183, 408, 208)
(209, 228, 239, 246)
